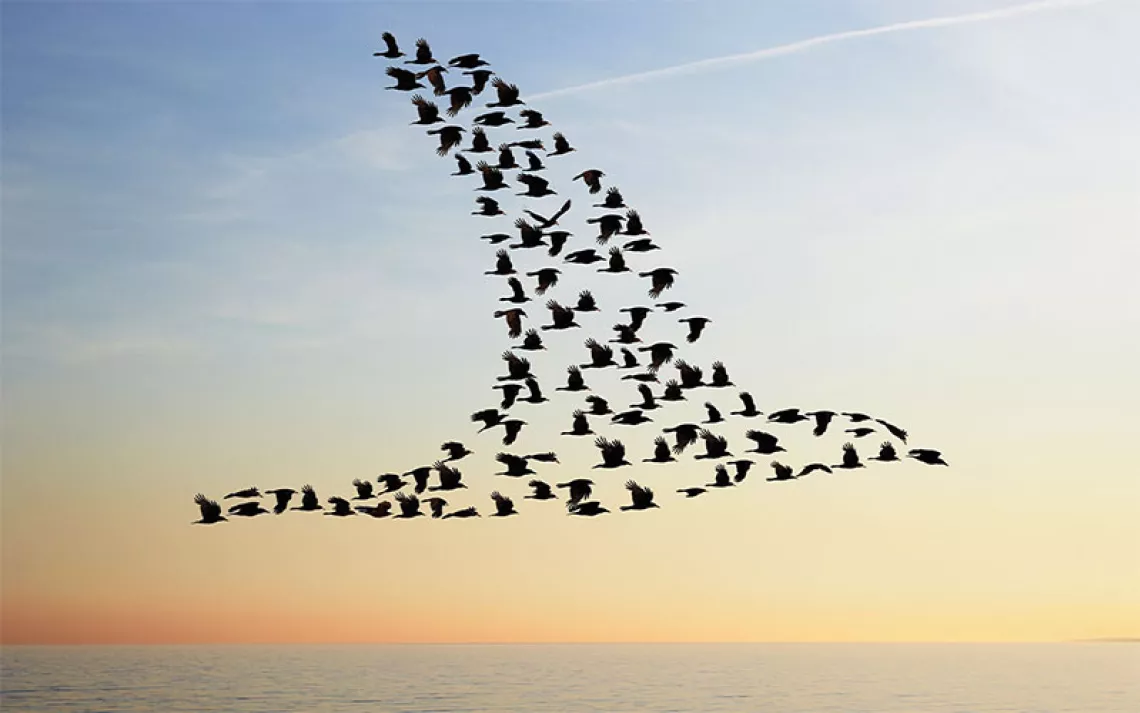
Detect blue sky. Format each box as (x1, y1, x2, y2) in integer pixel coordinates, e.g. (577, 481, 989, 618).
(3, 0, 1138, 642)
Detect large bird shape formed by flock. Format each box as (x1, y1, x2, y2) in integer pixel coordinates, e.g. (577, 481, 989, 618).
(193, 33, 949, 525)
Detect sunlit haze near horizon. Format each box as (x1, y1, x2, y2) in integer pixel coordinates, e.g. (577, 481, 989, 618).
(2, 0, 1138, 645)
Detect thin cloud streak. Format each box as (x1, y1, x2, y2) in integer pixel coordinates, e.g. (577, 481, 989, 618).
(528, 0, 1111, 101)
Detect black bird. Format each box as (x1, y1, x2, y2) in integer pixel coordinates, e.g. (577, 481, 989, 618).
(768, 462, 796, 482)
(423, 497, 448, 519)
(427, 125, 465, 156)
(476, 161, 507, 191)
(352, 478, 375, 500)
(471, 408, 505, 432)
(807, 410, 837, 437)
(573, 169, 605, 193)
(442, 86, 474, 117)
(448, 53, 488, 69)
(548, 132, 575, 156)
(908, 448, 949, 466)
(441, 441, 472, 461)
(487, 78, 523, 108)
(595, 186, 625, 209)
(661, 379, 686, 402)
(679, 317, 711, 343)
(574, 290, 599, 312)
(599, 247, 629, 273)
(834, 443, 866, 470)
(356, 501, 393, 518)
(638, 341, 677, 371)
(843, 411, 874, 422)
(518, 108, 549, 128)
(464, 68, 494, 95)
(588, 213, 625, 244)
(622, 481, 659, 511)
(410, 94, 443, 125)
(869, 442, 900, 462)
(325, 497, 356, 517)
(431, 461, 467, 491)
(612, 409, 652, 426)
(707, 465, 735, 488)
(489, 491, 518, 517)
(876, 419, 910, 444)
(442, 506, 479, 519)
(675, 360, 704, 389)
(677, 487, 707, 498)
(542, 300, 579, 330)
(663, 423, 701, 454)
(524, 198, 572, 229)
(406, 466, 432, 494)
(620, 306, 652, 332)
(292, 484, 322, 511)
(703, 402, 724, 424)
(526, 479, 558, 500)
(768, 408, 809, 424)
(565, 249, 604, 265)
(694, 429, 731, 459)
(511, 218, 545, 249)
(593, 437, 631, 468)
(453, 153, 475, 175)
(374, 32, 403, 59)
(611, 324, 641, 345)
(623, 238, 661, 252)
(510, 138, 545, 150)
(416, 65, 448, 96)
(527, 451, 559, 464)
(501, 419, 526, 445)
(547, 230, 570, 257)
(640, 268, 678, 298)
(227, 501, 268, 517)
(520, 376, 548, 404)
(466, 126, 494, 153)
(224, 487, 260, 499)
(486, 249, 515, 276)
(378, 472, 408, 495)
(585, 395, 613, 415)
(474, 110, 514, 127)
(517, 173, 556, 197)
(499, 351, 533, 382)
(581, 339, 615, 369)
(728, 459, 754, 482)
(732, 392, 761, 418)
(557, 478, 594, 505)
(528, 267, 560, 295)
(568, 501, 609, 517)
(493, 307, 526, 339)
(846, 427, 876, 438)
(796, 463, 833, 478)
(394, 492, 424, 518)
(501, 276, 529, 304)
(562, 409, 594, 436)
(405, 37, 436, 65)
(710, 361, 733, 388)
(622, 209, 648, 235)
(473, 196, 505, 216)
(385, 66, 424, 91)
(744, 430, 786, 455)
(494, 382, 522, 409)
(266, 488, 297, 514)
(631, 383, 659, 411)
(619, 347, 640, 369)
(621, 371, 658, 383)
(525, 150, 546, 172)
(518, 328, 545, 352)
(644, 436, 676, 463)
(556, 365, 589, 392)
(658, 301, 686, 312)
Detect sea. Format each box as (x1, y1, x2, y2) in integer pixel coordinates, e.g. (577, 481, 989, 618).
(1, 643, 1136, 712)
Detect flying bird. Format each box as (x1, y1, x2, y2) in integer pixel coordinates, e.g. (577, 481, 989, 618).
(487, 78, 523, 108)
(703, 402, 724, 423)
(385, 66, 424, 91)
(581, 339, 615, 369)
(493, 307, 526, 338)
(639, 268, 677, 298)
(679, 317, 711, 343)
(598, 247, 629, 273)
(526, 480, 558, 500)
(394, 492, 424, 518)
(527, 267, 560, 295)
(542, 300, 579, 330)
(448, 53, 488, 69)
(351, 479, 375, 500)
(292, 484, 322, 511)
(464, 68, 494, 95)
(410, 94, 443, 125)
(224, 487, 260, 500)
(908, 448, 949, 466)
(731, 392, 761, 418)
(405, 38, 436, 65)
(524, 198, 572, 229)
(427, 125, 465, 156)
(374, 32, 403, 59)
(548, 132, 575, 156)
(325, 497, 356, 517)
(441, 441, 472, 461)
(557, 478, 594, 505)
(193, 494, 226, 524)
(644, 436, 676, 463)
(694, 429, 731, 459)
(473, 195, 505, 216)
(593, 437, 631, 469)
(621, 481, 659, 511)
(562, 409, 594, 437)
(834, 443, 865, 470)
(869, 442, 900, 462)
(556, 365, 589, 392)
(266, 488, 297, 514)
(518, 109, 550, 129)
(744, 430, 786, 455)
(574, 169, 605, 193)
(767, 462, 796, 482)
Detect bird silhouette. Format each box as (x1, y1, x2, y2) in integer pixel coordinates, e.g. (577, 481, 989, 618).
(441, 441, 473, 461)
(796, 463, 833, 478)
(374, 32, 403, 59)
(710, 361, 733, 388)
(441, 86, 474, 117)
(487, 78, 522, 108)
(443, 506, 481, 519)
(356, 501, 393, 518)
(466, 126, 493, 153)
(406, 466, 433, 494)
(658, 301, 686, 312)
(876, 419, 909, 443)
(611, 323, 641, 345)
(768, 408, 809, 424)
(224, 487, 260, 499)
(767, 462, 796, 482)
(501, 419, 527, 445)
(476, 161, 507, 191)
(588, 214, 625, 244)
(846, 427, 875, 438)
(351, 478, 375, 500)
(500, 276, 529, 304)
(427, 125, 465, 156)
(474, 110, 514, 127)
(807, 410, 837, 436)
(593, 437, 631, 468)
(833, 443, 865, 470)
(490, 491, 518, 516)
(581, 339, 615, 369)
(599, 247, 630, 273)
(631, 383, 659, 411)
(494, 382, 522, 409)
(639, 268, 677, 298)
(394, 492, 424, 518)
(405, 38, 436, 65)
(378, 472, 409, 495)
(499, 351, 533, 382)
(517, 173, 556, 197)
(557, 478, 594, 505)
(493, 308, 526, 339)
(568, 501, 609, 516)
(574, 169, 605, 193)
(661, 379, 686, 402)
(638, 342, 677, 371)
(612, 409, 652, 426)
(908, 448, 948, 466)
(706, 465, 735, 488)
(228, 501, 268, 517)
(526, 479, 558, 500)
(595, 186, 625, 209)
(546, 230, 570, 257)
(663, 423, 701, 454)
(542, 300, 579, 330)
(574, 290, 599, 312)
(464, 68, 494, 95)
(744, 430, 785, 455)
(520, 376, 548, 404)
(621, 481, 659, 511)
(623, 210, 648, 235)
(266, 488, 297, 514)
(431, 461, 467, 491)
(325, 497, 356, 517)
(423, 497, 448, 519)
(562, 409, 594, 436)
(473, 196, 505, 216)
(527, 267, 560, 295)
(416, 65, 448, 95)
(524, 150, 546, 173)
(679, 317, 710, 343)
(703, 402, 724, 424)
(728, 459, 754, 482)
(694, 429, 732, 459)
(620, 306, 652, 332)
(644, 436, 676, 463)
(623, 238, 661, 252)
(385, 67, 423, 91)
(869, 442, 900, 462)
(549, 132, 575, 156)
(471, 409, 505, 432)
(292, 484, 322, 511)
(410, 94, 443, 125)
(675, 360, 704, 389)
(524, 198, 572, 229)
(518, 108, 549, 128)
(585, 395, 613, 415)
(556, 365, 589, 392)
(843, 411, 873, 422)
(487, 249, 515, 276)
(677, 487, 707, 498)
(732, 392, 761, 417)
(453, 153, 475, 175)
(564, 249, 605, 265)
(619, 347, 640, 369)
(448, 53, 489, 69)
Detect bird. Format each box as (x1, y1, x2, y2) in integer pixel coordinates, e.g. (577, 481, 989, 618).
(377, 473, 408, 495)
(768, 408, 809, 424)
(407, 466, 433, 494)
(710, 361, 733, 388)
(519, 328, 545, 352)
(639, 268, 678, 298)
(658, 301, 686, 312)
(374, 32, 403, 59)
(663, 423, 701, 454)
(394, 492, 424, 518)
(518, 108, 550, 128)
(487, 78, 522, 108)
(266, 488, 297, 514)
(441, 441, 472, 461)
(356, 501, 393, 518)
(493, 308, 526, 339)
(405, 38, 436, 65)
(599, 247, 630, 273)
(549, 132, 575, 156)
(193, 494, 227, 524)
(644, 436, 676, 463)
(574, 290, 599, 312)
(876, 419, 910, 443)
(423, 497, 448, 519)
(441, 85, 474, 117)
(524, 198, 572, 229)
(292, 484, 322, 511)
(623, 209, 648, 235)
(675, 360, 704, 389)
(581, 339, 615, 369)
(796, 463, 833, 478)
(728, 459, 754, 482)
(908, 448, 949, 466)
(517, 173, 556, 197)
(431, 461, 467, 491)
(568, 501, 609, 517)
(526, 480, 558, 500)
(427, 125, 465, 156)
(768, 462, 796, 482)
(562, 409, 594, 436)
(499, 351, 533, 382)
(834, 443, 865, 470)
(621, 371, 658, 383)
(556, 365, 589, 392)
(846, 427, 875, 438)
(510, 138, 545, 150)
(524, 150, 546, 173)
(807, 410, 837, 437)
(621, 481, 659, 511)
(474, 110, 514, 127)
(351, 479, 375, 500)
(465, 126, 493, 153)
(678, 317, 711, 343)
(574, 169, 605, 193)
(476, 161, 507, 191)
(527, 451, 559, 464)
(473, 196, 505, 216)
(585, 395, 613, 415)
(593, 437, 631, 468)
(494, 382, 523, 409)
(527, 267, 560, 295)
(732, 392, 761, 418)
(612, 409, 652, 426)
(703, 402, 724, 424)
(869, 442, 900, 462)
(620, 306, 652, 332)
(547, 230, 570, 257)
(453, 153, 475, 175)
(542, 300, 579, 330)
(464, 68, 494, 95)
(638, 342, 677, 371)
(500, 276, 529, 304)
(471, 408, 505, 432)
(595, 186, 625, 209)
(443, 506, 480, 519)
(588, 213, 624, 244)
(385, 66, 423, 91)
(694, 429, 731, 459)
(410, 94, 443, 125)
(631, 383, 659, 411)
(520, 376, 548, 404)
(611, 323, 641, 345)
(224, 487, 260, 499)
(623, 238, 660, 252)
(511, 218, 546, 249)
(448, 53, 488, 69)
(416, 65, 448, 95)
(501, 419, 527, 445)
(557, 478, 594, 505)
(744, 430, 786, 455)
(564, 249, 604, 265)
(661, 379, 686, 402)
(842, 411, 873, 422)
(706, 465, 735, 488)
(677, 487, 707, 498)
(619, 347, 640, 369)
(325, 497, 356, 517)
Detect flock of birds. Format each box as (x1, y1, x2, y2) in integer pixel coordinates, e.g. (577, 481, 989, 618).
(193, 34, 949, 525)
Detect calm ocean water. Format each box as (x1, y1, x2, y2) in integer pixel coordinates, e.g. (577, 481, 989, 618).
(1, 643, 1136, 712)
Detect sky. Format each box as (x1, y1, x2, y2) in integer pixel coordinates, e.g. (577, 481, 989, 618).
(2, 0, 1138, 645)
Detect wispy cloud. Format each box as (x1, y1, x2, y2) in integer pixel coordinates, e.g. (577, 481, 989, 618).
(528, 0, 1111, 101)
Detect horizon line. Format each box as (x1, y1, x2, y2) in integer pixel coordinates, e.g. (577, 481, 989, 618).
(526, 0, 1110, 101)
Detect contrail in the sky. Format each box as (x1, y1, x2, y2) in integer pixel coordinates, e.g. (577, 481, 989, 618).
(527, 0, 1109, 101)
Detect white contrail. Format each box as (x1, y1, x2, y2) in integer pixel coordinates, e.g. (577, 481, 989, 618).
(527, 0, 1109, 101)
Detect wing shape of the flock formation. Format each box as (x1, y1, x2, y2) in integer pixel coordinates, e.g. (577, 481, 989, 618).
(193, 33, 949, 525)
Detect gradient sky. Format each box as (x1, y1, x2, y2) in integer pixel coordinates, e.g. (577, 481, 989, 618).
(2, 0, 1138, 645)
